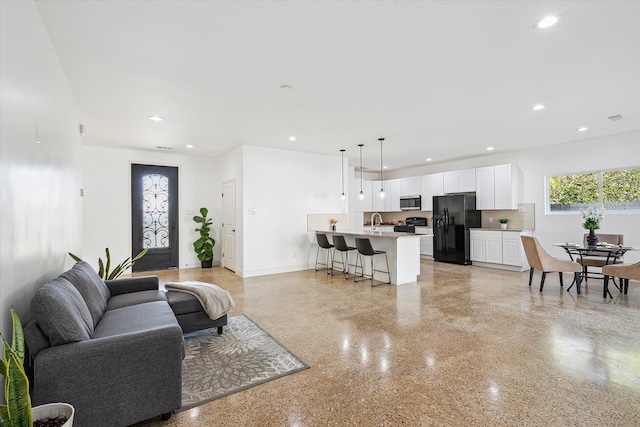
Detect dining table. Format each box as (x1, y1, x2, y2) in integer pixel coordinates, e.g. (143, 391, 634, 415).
(553, 242, 638, 297)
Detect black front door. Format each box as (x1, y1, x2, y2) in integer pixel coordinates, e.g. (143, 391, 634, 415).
(131, 164, 179, 272)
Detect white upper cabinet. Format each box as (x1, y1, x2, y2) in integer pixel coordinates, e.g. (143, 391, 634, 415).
(363, 180, 374, 212)
(401, 176, 422, 196)
(386, 178, 402, 212)
(371, 180, 384, 212)
(494, 164, 519, 210)
(474, 164, 519, 210)
(443, 169, 476, 193)
(475, 166, 496, 210)
(420, 173, 444, 211)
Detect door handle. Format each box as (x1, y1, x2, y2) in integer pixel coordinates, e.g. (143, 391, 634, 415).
(232, 229, 236, 232)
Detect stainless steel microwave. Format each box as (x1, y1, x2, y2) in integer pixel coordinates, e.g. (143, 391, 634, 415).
(400, 195, 421, 211)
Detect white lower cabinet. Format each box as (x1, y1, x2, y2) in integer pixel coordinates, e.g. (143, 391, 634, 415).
(415, 227, 433, 258)
(470, 229, 531, 271)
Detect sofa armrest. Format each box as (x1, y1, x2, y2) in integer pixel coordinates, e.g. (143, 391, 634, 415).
(105, 275, 159, 296)
(32, 324, 183, 427)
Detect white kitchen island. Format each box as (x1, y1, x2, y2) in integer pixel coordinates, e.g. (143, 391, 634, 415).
(323, 231, 421, 285)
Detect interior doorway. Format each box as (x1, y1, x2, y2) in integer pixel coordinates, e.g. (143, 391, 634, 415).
(131, 164, 179, 271)
(222, 179, 236, 272)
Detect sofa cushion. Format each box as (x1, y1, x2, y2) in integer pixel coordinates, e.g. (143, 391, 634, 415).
(93, 301, 179, 338)
(61, 261, 111, 327)
(32, 277, 94, 345)
(165, 291, 205, 315)
(106, 290, 168, 311)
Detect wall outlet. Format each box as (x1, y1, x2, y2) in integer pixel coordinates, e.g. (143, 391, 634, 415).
(488, 217, 493, 223)
(518, 206, 525, 213)
(249, 208, 257, 215)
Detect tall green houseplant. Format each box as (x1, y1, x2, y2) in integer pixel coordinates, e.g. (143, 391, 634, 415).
(193, 207, 215, 268)
(1, 308, 32, 427)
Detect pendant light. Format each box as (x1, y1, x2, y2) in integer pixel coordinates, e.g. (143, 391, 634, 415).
(358, 144, 365, 200)
(340, 149, 346, 201)
(378, 137, 385, 199)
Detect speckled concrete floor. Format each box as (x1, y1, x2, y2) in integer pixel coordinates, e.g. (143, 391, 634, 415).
(133, 260, 640, 427)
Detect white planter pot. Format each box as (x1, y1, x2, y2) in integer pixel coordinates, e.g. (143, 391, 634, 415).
(32, 403, 75, 427)
(500, 223, 507, 230)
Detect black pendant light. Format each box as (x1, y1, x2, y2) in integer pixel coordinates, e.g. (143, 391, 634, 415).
(358, 144, 365, 200)
(378, 138, 385, 199)
(340, 149, 346, 201)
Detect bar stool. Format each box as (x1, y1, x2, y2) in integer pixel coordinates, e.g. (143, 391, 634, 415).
(315, 233, 334, 273)
(331, 235, 357, 278)
(354, 237, 391, 287)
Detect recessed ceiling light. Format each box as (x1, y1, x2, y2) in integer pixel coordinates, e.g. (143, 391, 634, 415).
(531, 104, 545, 111)
(487, 147, 494, 151)
(383, 166, 388, 169)
(426, 158, 432, 162)
(577, 127, 588, 132)
(289, 136, 296, 141)
(186, 144, 194, 148)
(536, 16, 559, 29)
(148, 115, 164, 122)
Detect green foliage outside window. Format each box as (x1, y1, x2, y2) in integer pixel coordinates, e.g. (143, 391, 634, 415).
(602, 169, 640, 202)
(549, 168, 640, 211)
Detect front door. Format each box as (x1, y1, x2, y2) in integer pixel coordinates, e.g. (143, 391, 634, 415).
(222, 179, 236, 272)
(131, 164, 179, 272)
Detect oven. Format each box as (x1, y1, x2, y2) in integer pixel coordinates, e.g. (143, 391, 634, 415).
(394, 216, 428, 233)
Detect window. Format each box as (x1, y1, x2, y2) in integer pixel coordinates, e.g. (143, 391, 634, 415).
(548, 168, 640, 212)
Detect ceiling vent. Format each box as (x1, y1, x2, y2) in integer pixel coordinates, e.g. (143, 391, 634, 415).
(608, 115, 624, 121)
(155, 146, 173, 150)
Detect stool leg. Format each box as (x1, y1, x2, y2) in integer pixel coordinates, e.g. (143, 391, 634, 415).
(559, 272, 563, 287)
(528, 267, 534, 286)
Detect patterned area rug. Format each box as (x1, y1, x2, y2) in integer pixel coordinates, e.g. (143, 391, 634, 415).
(180, 314, 309, 411)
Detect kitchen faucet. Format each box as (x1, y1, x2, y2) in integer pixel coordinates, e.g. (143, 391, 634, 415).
(371, 212, 383, 232)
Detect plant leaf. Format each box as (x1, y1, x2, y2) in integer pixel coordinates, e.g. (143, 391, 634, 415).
(68, 252, 83, 262)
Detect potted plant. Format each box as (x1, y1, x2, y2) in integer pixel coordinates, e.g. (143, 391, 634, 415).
(193, 207, 216, 268)
(68, 248, 148, 280)
(499, 218, 509, 230)
(1, 308, 75, 427)
(581, 207, 605, 246)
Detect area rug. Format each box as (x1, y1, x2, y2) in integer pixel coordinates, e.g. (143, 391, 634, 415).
(180, 314, 309, 411)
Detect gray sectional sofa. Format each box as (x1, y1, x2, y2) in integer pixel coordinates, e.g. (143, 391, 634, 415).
(24, 261, 184, 427)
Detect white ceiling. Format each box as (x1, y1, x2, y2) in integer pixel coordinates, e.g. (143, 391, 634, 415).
(34, 1, 640, 171)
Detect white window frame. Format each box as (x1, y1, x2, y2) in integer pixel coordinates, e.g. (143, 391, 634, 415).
(546, 166, 640, 215)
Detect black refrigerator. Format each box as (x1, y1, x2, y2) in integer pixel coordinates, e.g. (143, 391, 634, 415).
(433, 195, 481, 265)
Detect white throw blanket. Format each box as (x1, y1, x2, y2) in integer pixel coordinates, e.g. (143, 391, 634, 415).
(164, 281, 236, 320)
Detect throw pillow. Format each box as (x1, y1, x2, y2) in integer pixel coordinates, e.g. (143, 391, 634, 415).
(61, 261, 111, 327)
(32, 277, 94, 345)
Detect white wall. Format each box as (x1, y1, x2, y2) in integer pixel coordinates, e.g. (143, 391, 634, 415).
(0, 1, 83, 338)
(82, 146, 219, 270)
(241, 145, 346, 277)
(386, 131, 640, 263)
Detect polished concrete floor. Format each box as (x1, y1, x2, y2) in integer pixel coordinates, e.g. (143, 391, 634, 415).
(135, 260, 640, 426)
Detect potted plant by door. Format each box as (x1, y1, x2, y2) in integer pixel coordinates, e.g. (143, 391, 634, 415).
(1, 308, 75, 427)
(193, 207, 216, 268)
(499, 218, 509, 230)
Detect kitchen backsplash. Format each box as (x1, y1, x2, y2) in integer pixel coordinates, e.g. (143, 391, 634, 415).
(363, 203, 535, 229)
(480, 203, 535, 230)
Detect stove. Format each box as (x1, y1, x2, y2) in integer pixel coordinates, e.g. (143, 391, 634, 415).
(394, 217, 428, 233)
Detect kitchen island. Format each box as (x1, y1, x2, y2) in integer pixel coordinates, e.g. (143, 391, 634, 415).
(323, 230, 420, 285)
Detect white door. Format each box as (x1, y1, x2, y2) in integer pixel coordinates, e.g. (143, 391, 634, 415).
(222, 179, 236, 272)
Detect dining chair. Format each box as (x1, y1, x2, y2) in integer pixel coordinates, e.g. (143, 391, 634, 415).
(577, 233, 624, 281)
(521, 236, 583, 293)
(602, 261, 640, 298)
